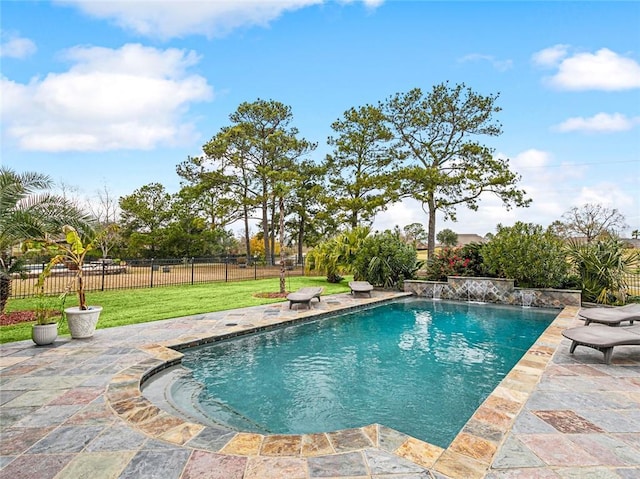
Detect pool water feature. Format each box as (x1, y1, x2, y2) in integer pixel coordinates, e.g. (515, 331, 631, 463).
(173, 298, 557, 448)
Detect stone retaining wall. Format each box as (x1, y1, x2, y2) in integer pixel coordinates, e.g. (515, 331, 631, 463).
(404, 277, 581, 308)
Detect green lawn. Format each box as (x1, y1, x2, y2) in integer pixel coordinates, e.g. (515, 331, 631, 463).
(1, 276, 350, 344)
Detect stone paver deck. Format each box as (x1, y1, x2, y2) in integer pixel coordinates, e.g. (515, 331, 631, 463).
(1, 292, 639, 479)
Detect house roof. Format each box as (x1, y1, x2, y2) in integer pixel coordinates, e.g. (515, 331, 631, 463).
(455, 234, 487, 246)
(428, 233, 487, 249)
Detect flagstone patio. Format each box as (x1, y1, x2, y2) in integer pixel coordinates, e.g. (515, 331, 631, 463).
(1, 291, 639, 478)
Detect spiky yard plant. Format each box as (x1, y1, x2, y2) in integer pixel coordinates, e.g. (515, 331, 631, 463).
(567, 237, 640, 305)
(306, 227, 370, 283)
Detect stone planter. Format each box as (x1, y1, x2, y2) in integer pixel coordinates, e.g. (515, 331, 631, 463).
(32, 323, 58, 346)
(65, 306, 102, 339)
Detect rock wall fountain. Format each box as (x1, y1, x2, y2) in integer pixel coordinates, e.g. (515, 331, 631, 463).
(404, 277, 581, 308)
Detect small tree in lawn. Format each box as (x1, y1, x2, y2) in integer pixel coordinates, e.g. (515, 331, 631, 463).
(403, 223, 428, 248)
(436, 229, 458, 247)
(559, 203, 628, 242)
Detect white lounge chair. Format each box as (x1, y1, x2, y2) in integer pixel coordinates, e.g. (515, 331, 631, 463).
(579, 303, 640, 326)
(562, 324, 640, 364)
(348, 281, 374, 297)
(287, 287, 323, 309)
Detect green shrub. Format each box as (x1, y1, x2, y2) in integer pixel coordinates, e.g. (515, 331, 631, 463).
(482, 222, 569, 288)
(460, 243, 489, 277)
(352, 230, 418, 288)
(425, 246, 472, 281)
(306, 227, 370, 283)
(424, 243, 488, 281)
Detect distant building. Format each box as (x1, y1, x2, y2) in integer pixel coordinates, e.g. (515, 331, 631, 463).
(429, 233, 487, 249)
(623, 238, 640, 249)
(455, 234, 487, 246)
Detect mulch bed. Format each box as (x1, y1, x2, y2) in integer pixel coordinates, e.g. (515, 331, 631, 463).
(0, 311, 36, 326)
(253, 292, 290, 299)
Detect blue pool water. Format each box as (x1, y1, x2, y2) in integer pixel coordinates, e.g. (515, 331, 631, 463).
(177, 298, 557, 447)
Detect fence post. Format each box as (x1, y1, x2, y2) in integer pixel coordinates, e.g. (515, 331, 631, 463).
(191, 257, 195, 285)
(225, 256, 228, 282)
(150, 258, 155, 288)
(101, 262, 105, 291)
(254, 256, 257, 280)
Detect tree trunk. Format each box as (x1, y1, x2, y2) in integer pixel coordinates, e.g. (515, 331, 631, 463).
(350, 211, 358, 229)
(261, 196, 270, 265)
(279, 196, 286, 294)
(243, 204, 251, 261)
(0, 273, 11, 314)
(77, 273, 87, 310)
(427, 195, 437, 259)
(269, 196, 277, 266)
(297, 215, 305, 264)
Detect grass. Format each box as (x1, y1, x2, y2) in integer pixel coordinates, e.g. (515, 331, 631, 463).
(1, 276, 351, 344)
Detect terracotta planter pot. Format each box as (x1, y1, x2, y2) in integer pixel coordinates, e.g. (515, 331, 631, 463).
(65, 306, 102, 339)
(32, 323, 58, 346)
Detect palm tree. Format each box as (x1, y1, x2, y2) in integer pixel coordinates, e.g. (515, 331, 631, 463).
(0, 167, 94, 313)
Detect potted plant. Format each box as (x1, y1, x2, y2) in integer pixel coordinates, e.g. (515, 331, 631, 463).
(31, 283, 63, 346)
(27, 225, 103, 339)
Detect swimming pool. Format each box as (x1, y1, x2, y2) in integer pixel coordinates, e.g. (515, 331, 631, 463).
(173, 298, 557, 448)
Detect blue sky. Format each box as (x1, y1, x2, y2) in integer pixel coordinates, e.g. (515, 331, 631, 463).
(1, 1, 639, 237)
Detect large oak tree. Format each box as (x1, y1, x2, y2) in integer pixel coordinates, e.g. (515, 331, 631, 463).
(383, 83, 530, 257)
(202, 99, 315, 265)
(325, 104, 398, 228)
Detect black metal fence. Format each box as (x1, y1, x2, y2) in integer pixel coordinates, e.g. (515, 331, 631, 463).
(11, 256, 306, 299)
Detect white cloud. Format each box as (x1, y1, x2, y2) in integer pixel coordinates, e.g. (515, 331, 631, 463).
(0, 32, 37, 58)
(545, 48, 640, 91)
(0, 43, 213, 152)
(56, 0, 382, 39)
(509, 149, 586, 191)
(554, 113, 640, 133)
(373, 148, 637, 237)
(374, 200, 424, 232)
(531, 44, 569, 68)
(458, 54, 513, 72)
(575, 184, 635, 212)
(509, 148, 550, 171)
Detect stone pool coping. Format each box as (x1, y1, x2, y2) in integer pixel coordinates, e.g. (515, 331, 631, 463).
(105, 293, 574, 479)
(7, 292, 634, 478)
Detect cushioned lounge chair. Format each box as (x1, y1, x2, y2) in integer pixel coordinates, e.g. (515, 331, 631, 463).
(579, 303, 640, 326)
(287, 287, 323, 309)
(349, 281, 374, 297)
(562, 324, 640, 364)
